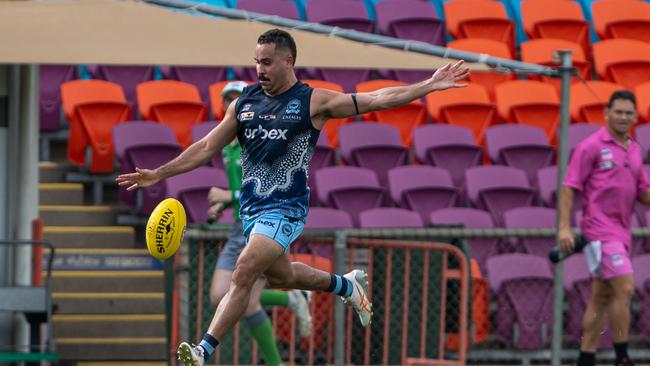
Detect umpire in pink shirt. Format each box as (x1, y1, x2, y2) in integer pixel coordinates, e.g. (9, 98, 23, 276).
(559, 91, 650, 366)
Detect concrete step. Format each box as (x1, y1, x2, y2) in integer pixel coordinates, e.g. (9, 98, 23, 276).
(40, 206, 116, 226)
(44, 226, 136, 248)
(55, 337, 166, 361)
(39, 161, 66, 183)
(52, 292, 164, 314)
(53, 314, 165, 338)
(45, 248, 162, 271)
(39, 183, 84, 205)
(48, 271, 164, 292)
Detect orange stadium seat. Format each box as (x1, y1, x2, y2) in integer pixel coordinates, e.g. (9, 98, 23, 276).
(208, 80, 254, 121)
(593, 39, 650, 90)
(571, 81, 624, 124)
(425, 82, 497, 143)
(302, 79, 353, 147)
(355, 80, 427, 146)
(495, 80, 560, 141)
(635, 82, 650, 123)
(137, 80, 207, 148)
(444, 0, 515, 54)
(60, 79, 131, 173)
(592, 0, 650, 43)
(447, 38, 516, 101)
(521, 38, 590, 93)
(522, 0, 590, 58)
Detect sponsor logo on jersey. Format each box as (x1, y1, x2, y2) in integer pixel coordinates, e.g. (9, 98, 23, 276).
(242, 103, 252, 112)
(259, 114, 276, 121)
(258, 220, 276, 228)
(239, 111, 255, 121)
(244, 125, 288, 140)
(286, 99, 301, 114)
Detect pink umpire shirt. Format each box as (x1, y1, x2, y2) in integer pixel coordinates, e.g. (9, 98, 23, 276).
(564, 127, 650, 244)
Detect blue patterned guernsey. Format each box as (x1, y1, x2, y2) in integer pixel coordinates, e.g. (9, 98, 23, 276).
(235, 81, 320, 221)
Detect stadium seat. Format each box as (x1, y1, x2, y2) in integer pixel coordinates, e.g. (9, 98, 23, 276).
(60, 79, 132, 173)
(635, 81, 650, 123)
(315, 166, 385, 226)
(359, 207, 424, 228)
(495, 80, 560, 142)
(375, 0, 445, 82)
(447, 38, 516, 100)
(430, 207, 497, 276)
(592, 0, 650, 43)
(593, 39, 650, 90)
(485, 124, 555, 185)
(136, 80, 207, 148)
(112, 121, 182, 215)
(160, 66, 227, 116)
(521, 38, 589, 93)
(487, 253, 554, 350)
(237, 0, 300, 19)
(413, 124, 483, 188)
(166, 166, 229, 223)
(40, 65, 76, 131)
(388, 165, 458, 223)
(304, 1, 375, 90)
(425, 82, 497, 143)
(339, 123, 408, 185)
(355, 80, 427, 146)
(570, 81, 624, 124)
(308, 134, 337, 205)
(569, 123, 601, 156)
(503, 207, 556, 258)
(634, 255, 650, 342)
(465, 166, 535, 226)
(521, 0, 590, 58)
(564, 254, 613, 349)
(88, 65, 154, 113)
(444, 0, 515, 54)
(305, 207, 354, 229)
(537, 165, 585, 214)
(190, 122, 224, 170)
(302, 80, 352, 147)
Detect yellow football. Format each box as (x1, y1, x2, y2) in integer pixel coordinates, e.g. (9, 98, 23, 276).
(145, 198, 186, 260)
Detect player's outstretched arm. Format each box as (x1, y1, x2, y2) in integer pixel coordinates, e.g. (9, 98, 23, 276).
(116, 100, 239, 191)
(312, 60, 469, 127)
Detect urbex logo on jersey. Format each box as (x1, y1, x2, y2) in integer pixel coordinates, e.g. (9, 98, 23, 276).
(244, 125, 288, 140)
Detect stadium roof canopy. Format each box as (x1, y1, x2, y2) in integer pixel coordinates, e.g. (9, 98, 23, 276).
(0, 0, 491, 71)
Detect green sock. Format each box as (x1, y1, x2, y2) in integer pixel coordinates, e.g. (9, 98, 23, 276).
(260, 289, 289, 307)
(244, 310, 282, 366)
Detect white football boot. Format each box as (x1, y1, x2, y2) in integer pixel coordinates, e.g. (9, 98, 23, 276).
(177, 342, 205, 366)
(342, 269, 373, 327)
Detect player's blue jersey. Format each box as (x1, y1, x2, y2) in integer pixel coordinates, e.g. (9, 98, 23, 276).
(235, 81, 320, 221)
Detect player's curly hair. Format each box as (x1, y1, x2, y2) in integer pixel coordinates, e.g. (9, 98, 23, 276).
(258, 29, 297, 66)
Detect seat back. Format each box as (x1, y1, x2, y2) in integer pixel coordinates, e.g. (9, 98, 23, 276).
(592, 0, 650, 42)
(593, 39, 650, 89)
(570, 81, 624, 124)
(359, 207, 424, 228)
(40, 65, 76, 131)
(302, 79, 351, 146)
(444, 0, 514, 52)
(375, 0, 445, 46)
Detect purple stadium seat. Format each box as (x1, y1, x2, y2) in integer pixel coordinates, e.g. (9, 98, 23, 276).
(633, 255, 650, 342)
(569, 123, 600, 157)
(487, 254, 554, 350)
(191, 122, 224, 170)
(465, 166, 535, 226)
(564, 254, 613, 349)
(339, 123, 408, 185)
(160, 66, 227, 116)
(305, 207, 353, 229)
(375, 0, 445, 82)
(89, 65, 154, 113)
(635, 124, 650, 162)
(359, 207, 424, 228)
(388, 166, 458, 223)
(238, 0, 299, 18)
(113, 122, 181, 215)
(638, 164, 650, 227)
(413, 124, 482, 188)
(430, 207, 497, 276)
(503, 207, 556, 258)
(306, 0, 373, 32)
(537, 165, 584, 213)
(40, 65, 76, 131)
(315, 166, 385, 226)
(485, 125, 555, 185)
(309, 134, 337, 205)
(166, 166, 229, 223)
(309, 69, 373, 94)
